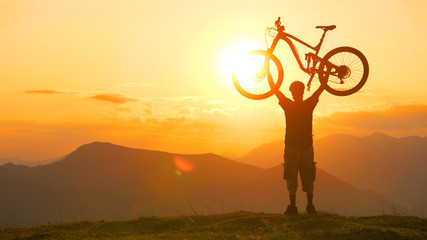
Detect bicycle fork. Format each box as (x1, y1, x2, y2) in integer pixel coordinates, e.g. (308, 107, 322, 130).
(255, 58, 276, 89)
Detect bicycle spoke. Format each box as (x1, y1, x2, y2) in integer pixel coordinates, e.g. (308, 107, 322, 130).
(235, 53, 279, 95)
(322, 48, 368, 93)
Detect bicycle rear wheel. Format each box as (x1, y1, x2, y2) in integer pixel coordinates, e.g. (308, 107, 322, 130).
(319, 47, 369, 96)
(232, 50, 283, 100)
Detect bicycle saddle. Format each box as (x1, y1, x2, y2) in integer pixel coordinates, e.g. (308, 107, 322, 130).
(316, 25, 336, 31)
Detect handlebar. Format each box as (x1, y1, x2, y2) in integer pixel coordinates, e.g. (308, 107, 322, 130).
(275, 17, 285, 32)
(275, 17, 281, 27)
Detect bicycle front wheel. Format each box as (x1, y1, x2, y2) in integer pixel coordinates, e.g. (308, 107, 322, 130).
(319, 47, 369, 96)
(232, 50, 284, 100)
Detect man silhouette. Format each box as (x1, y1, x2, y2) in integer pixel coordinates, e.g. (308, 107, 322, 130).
(275, 81, 324, 215)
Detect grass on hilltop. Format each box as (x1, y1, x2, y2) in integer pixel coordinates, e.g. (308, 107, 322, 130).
(1, 211, 427, 240)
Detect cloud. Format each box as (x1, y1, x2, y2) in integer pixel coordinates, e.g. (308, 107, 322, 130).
(179, 106, 196, 116)
(25, 89, 140, 105)
(91, 93, 138, 104)
(201, 108, 232, 117)
(25, 90, 68, 94)
(314, 105, 427, 137)
(149, 96, 206, 103)
(119, 82, 154, 88)
(207, 100, 222, 105)
(142, 103, 152, 116)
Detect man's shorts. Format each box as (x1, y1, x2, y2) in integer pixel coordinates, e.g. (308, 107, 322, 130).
(283, 146, 316, 192)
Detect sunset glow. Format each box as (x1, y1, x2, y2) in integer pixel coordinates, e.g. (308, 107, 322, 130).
(219, 41, 260, 81)
(0, 0, 426, 162)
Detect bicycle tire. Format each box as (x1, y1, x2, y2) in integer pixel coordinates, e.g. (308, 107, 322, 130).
(232, 50, 284, 100)
(319, 46, 369, 96)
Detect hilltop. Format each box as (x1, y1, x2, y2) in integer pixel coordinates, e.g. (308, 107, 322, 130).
(1, 211, 426, 240)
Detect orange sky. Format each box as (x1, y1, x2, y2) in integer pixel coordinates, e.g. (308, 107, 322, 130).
(0, 0, 426, 161)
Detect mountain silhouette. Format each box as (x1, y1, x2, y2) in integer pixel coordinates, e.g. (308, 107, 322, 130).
(237, 133, 427, 215)
(0, 156, 61, 167)
(0, 158, 26, 166)
(0, 142, 388, 227)
(315, 133, 427, 214)
(237, 141, 284, 169)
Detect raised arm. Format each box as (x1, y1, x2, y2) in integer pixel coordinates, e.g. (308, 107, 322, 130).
(275, 89, 286, 101)
(310, 84, 325, 100)
(275, 89, 292, 102)
(275, 90, 293, 109)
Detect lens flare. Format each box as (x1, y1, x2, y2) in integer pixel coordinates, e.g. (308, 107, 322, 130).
(174, 156, 194, 172)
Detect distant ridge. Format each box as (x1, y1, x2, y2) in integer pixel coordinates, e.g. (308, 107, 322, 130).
(237, 132, 427, 215)
(316, 133, 427, 214)
(237, 140, 283, 169)
(0, 141, 390, 227)
(0, 156, 62, 167)
(0, 158, 25, 166)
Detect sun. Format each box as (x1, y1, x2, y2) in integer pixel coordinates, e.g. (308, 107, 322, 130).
(219, 40, 278, 95)
(218, 40, 261, 83)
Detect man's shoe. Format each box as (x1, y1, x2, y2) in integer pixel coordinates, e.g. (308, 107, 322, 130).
(284, 204, 298, 215)
(306, 204, 316, 214)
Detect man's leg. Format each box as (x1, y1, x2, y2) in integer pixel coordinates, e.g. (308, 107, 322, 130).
(300, 147, 316, 214)
(289, 187, 297, 206)
(306, 190, 313, 205)
(285, 185, 298, 215)
(301, 174, 316, 214)
(305, 190, 316, 214)
(284, 147, 299, 215)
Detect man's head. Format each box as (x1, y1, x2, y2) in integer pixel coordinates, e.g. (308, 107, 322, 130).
(289, 81, 305, 101)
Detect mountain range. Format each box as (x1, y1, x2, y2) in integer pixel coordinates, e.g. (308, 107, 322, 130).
(237, 133, 427, 215)
(0, 141, 388, 227)
(0, 157, 61, 167)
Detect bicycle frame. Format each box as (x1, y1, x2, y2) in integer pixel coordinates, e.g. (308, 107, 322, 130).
(266, 27, 339, 84)
(234, 18, 369, 99)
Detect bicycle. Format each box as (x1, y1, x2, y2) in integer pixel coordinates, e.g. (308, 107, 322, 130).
(232, 17, 369, 100)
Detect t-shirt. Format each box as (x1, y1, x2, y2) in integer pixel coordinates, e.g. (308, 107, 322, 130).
(278, 94, 319, 148)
